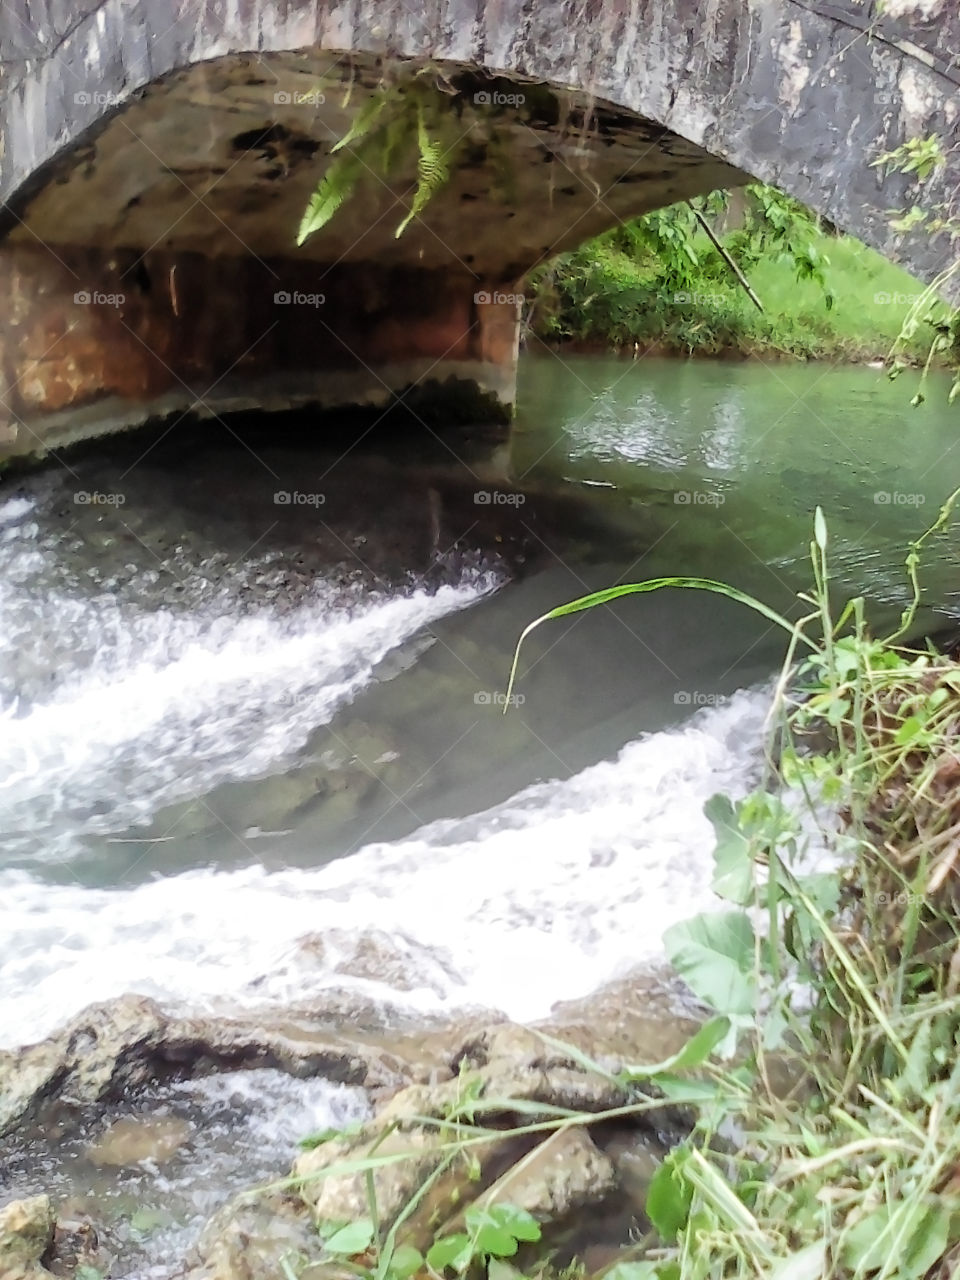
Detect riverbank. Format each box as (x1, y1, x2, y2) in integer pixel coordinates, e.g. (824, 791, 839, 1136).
(528, 230, 952, 363)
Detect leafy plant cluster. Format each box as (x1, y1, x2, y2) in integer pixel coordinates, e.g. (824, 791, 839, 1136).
(607, 186, 832, 302)
(499, 491, 960, 1279)
(297, 73, 470, 247)
(872, 135, 960, 404)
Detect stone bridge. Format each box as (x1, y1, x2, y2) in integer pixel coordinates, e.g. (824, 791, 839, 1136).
(0, 0, 957, 459)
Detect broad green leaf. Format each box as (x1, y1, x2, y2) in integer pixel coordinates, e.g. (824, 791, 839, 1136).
(480, 1204, 541, 1242)
(474, 1228, 518, 1258)
(646, 1149, 693, 1242)
(388, 1246, 424, 1279)
(761, 1004, 789, 1051)
(841, 1201, 949, 1276)
(427, 1234, 473, 1273)
(794, 873, 840, 916)
(706, 794, 753, 905)
(824, 696, 850, 727)
(652, 1075, 728, 1105)
(663, 911, 756, 1017)
(465, 1204, 540, 1258)
(324, 1218, 375, 1255)
(903, 1204, 951, 1276)
(894, 714, 925, 746)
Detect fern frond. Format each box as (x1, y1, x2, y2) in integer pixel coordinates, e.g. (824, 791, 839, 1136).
(331, 94, 387, 154)
(297, 152, 365, 245)
(395, 105, 450, 238)
(380, 104, 417, 176)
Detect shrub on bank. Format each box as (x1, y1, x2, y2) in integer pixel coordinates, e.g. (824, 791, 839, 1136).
(527, 216, 948, 365)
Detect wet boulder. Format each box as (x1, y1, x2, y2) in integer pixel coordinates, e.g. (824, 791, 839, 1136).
(0, 994, 405, 1137)
(0, 1196, 55, 1280)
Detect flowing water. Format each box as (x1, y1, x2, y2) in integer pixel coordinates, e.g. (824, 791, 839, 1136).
(2, 355, 959, 1052)
(3, 353, 959, 1270)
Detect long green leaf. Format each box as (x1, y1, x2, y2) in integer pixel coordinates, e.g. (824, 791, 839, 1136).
(618, 1016, 731, 1083)
(504, 577, 807, 709)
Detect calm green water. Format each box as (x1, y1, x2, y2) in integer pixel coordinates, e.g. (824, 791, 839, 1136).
(512, 353, 960, 624)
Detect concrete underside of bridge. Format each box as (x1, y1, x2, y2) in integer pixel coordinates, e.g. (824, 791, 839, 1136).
(0, 54, 745, 458)
(0, 0, 957, 460)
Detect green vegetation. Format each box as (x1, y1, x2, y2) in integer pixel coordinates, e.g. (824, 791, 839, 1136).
(500, 496, 960, 1278)
(297, 76, 459, 246)
(285, 498, 960, 1280)
(528, 197, 950, 364)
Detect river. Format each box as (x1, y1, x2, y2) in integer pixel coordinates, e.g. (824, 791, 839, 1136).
(1, 353, 958, 1052)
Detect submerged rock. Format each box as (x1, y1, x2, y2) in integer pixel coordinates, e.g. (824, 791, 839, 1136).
(86, 1113, 194, 1167)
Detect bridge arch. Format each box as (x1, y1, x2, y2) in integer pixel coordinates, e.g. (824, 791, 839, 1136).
(0, 0, 956, 458)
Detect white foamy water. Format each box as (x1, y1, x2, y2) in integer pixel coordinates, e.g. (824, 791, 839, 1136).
(0, 575, 494, 853)
(0, 689, 768, 1047)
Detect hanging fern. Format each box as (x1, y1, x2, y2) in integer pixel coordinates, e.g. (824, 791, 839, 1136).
(296, 94, 394, 246)
(297, 79, 461, 246)
(296, 151, 366, 246)
(330, 95, 387, 156)
(395, 103, 450, 238)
